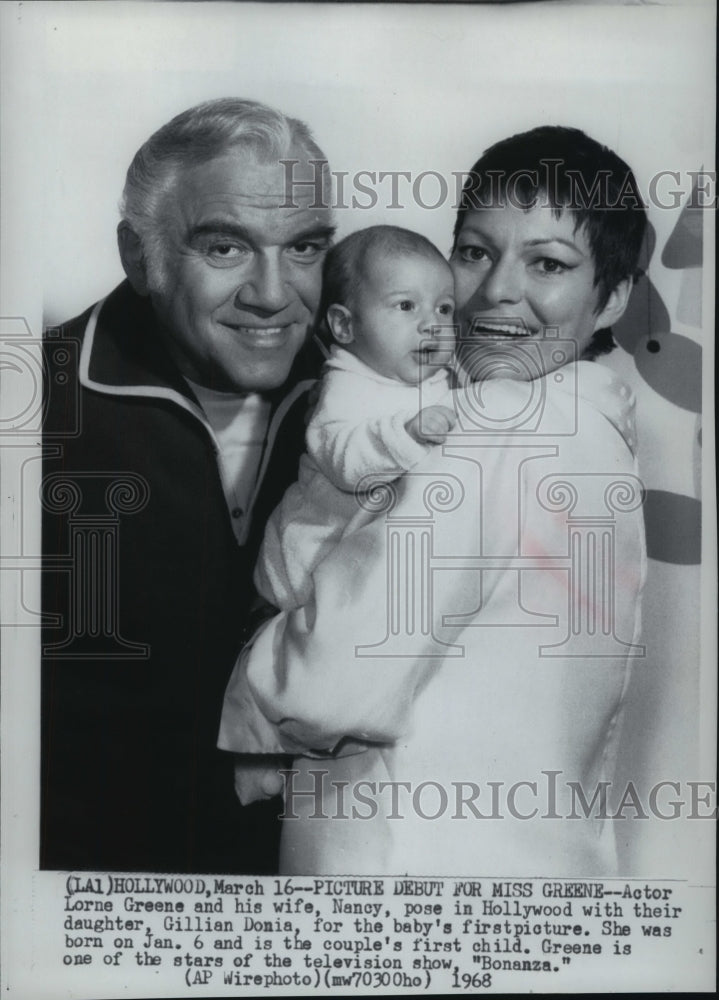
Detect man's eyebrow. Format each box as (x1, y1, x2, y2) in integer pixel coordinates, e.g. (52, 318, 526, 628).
(384, 288, 455, 296)
(188, 221, 253, 242)
(288, 223, 337, 245)
(188, 220, 336, 244)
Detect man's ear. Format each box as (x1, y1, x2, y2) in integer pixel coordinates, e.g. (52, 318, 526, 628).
(117, 222, 150, 296)
(593, 277, 633, 331)
(326, 304, 354, 345)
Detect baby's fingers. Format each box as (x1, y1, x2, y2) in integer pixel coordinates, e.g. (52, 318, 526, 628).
(421, 404, 457, 436)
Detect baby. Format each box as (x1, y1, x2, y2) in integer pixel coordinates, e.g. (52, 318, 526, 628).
(254, 225, 458, 611)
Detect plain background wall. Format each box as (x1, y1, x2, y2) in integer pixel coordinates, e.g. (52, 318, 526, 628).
(1, 0, 715, 877)
(32, 2, 711, 328)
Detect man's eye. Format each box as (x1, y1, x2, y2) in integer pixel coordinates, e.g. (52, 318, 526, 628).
(291, 241, 326, 258)
(208, 243, 243, 259)
(398, 300, 415, 311)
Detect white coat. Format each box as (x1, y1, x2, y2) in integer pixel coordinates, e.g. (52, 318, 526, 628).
(220, 362, 645, 876)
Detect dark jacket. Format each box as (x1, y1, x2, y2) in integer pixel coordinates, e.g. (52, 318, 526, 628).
(41, 281, 318, 873)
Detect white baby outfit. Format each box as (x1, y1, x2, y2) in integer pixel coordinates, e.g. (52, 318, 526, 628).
(255, 345, 452, 609)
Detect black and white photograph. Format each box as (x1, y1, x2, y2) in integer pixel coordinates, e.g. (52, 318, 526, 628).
(0, 0, 715, 995)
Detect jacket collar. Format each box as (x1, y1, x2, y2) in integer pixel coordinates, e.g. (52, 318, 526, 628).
(79, 281, 207, 421)
(78, 282, 321, 520)
(79, 279, 322, 420)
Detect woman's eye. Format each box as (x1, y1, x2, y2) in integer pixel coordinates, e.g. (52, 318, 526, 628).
(536, 257, 568, 274)
(459, 246, 489, 263)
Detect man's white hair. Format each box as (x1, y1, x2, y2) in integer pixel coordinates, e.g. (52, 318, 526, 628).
(119, 97, 328, 290)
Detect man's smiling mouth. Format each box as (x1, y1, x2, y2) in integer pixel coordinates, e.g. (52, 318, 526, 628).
(221, 322, 296, 345)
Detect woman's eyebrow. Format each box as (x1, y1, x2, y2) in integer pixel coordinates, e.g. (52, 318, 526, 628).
(456, 226, 495, 245)
(524, 237, 584, 252)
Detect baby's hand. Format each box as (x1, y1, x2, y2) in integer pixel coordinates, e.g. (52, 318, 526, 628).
(406, 405, 457, 444)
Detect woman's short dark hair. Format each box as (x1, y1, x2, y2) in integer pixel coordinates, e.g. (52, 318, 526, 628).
(453, 126, 647, 355)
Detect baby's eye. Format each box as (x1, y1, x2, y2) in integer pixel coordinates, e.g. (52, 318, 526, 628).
(398, 300, 415, 311)
(437, 303, 454, 316)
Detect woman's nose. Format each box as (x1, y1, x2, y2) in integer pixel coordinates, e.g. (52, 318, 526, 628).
(479, 258, 522, 306)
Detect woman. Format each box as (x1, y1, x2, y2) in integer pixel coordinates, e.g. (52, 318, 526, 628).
(219, 126, 647, 875)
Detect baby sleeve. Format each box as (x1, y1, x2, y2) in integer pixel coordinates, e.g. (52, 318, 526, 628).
(306, 369, 447, 492)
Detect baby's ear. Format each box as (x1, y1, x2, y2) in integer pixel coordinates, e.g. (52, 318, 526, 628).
(593, 277, 633, 331)
(326, 304, 354, 345)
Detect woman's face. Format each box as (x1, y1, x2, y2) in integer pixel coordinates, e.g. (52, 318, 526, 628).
(450, 203, 616, 380)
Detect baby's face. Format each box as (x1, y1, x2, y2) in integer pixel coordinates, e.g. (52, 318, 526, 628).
(347, 253, 455, 384)
(450, 203, 608, 380)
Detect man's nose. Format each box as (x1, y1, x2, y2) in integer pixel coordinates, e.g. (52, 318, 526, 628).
(234, 254, 290, 315)
(478, 258, 522, 306)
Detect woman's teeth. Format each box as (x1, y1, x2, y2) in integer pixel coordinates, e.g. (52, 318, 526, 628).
(471, 321, 533, 338)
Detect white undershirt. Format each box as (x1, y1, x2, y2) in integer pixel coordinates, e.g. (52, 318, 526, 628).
(185, 379, 272, 545)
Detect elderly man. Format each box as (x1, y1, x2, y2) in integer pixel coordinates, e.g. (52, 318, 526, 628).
(41, 98, 334, 873)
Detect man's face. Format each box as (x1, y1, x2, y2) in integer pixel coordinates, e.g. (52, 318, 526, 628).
(148, 148, 334, 392)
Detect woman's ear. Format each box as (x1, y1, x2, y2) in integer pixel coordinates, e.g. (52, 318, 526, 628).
(593, 277, 633, 331)
(326, 304, 355, 345)
(117, 222, 150, 296)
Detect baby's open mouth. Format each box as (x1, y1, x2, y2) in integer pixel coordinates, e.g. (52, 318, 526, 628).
(416, 343, 454, 365)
